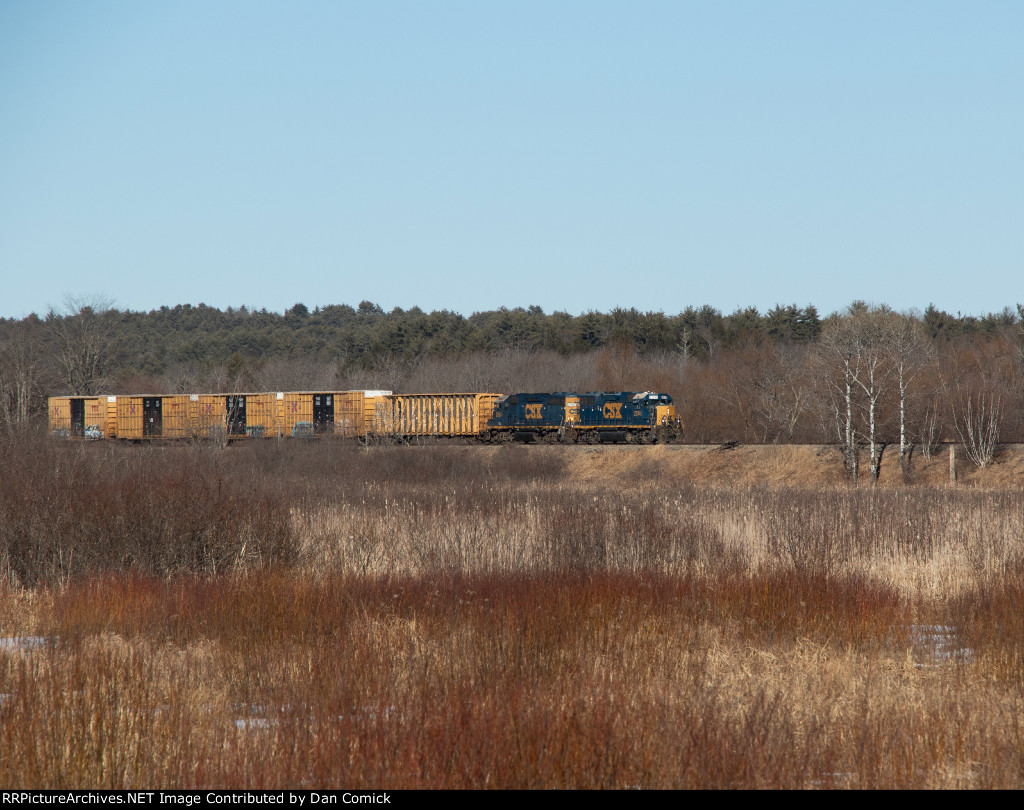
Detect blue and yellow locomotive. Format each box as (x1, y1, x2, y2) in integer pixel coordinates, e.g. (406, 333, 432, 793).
(487, 391, 682, 443)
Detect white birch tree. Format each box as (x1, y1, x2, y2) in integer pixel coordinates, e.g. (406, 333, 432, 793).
(817, 304, 902, 482)
(884, 313, 935, 460)
(848, 308, 894, 483)
(817, 315, 864, 481)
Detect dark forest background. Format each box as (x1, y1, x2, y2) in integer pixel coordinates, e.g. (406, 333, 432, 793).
(3, 298, 1023, 453)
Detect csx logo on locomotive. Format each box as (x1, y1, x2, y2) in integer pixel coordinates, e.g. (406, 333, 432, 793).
(602, 403, 623, 419)
(525, 403, 544, 420)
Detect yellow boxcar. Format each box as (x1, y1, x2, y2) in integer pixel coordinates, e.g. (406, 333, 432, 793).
(161, 395, 195, 439)
(115, 395, 169, 439)
(48, 396, 113, 438)
(278, 391, 324, 437)
(332, 390, 369, 438)
(241, 392, 280, 438)
(156, 394, 231, 439)
(187, 395, 226, 439)
(278, 391, 391, 437)
(112, 395, 249, 440)
(369, 393, 500, 438)
(48, 396, 71, 435)
(361, 391, 392, 437)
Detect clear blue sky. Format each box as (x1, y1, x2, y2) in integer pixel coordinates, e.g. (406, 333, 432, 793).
(2, 1, 1021, 320)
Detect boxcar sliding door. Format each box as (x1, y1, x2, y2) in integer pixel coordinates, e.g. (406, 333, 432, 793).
(142, 397, 162, 437)
(313, 394, 334, 435)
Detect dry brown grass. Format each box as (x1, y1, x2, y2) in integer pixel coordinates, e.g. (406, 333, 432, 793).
(1, 437, 1023, 788)
(562, 442, 1024, 489)
(567, 444, 848, 488)
(289, 472, 1024, 603)
(2, 571, 1022, 788)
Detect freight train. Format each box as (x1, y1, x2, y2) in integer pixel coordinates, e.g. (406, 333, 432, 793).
(48, 389, 683, 444)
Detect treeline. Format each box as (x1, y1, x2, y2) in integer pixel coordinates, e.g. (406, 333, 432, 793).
(6, 300, 828, 376)
(3, 298, 1024, 474)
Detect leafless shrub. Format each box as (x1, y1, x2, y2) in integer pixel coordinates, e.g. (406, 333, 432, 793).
(953, 391, 1001, 468)
(917, 400, 941, 460)
(0, 437, 292, 586)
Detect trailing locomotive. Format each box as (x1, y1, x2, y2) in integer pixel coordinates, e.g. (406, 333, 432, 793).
(487, 391, 682, 444)
(48, 389, 682, 444)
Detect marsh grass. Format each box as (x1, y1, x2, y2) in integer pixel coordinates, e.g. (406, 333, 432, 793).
(1, 437, 1023, 788)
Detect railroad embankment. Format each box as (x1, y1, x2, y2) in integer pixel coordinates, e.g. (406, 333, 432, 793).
(558, 442, 1024, 489)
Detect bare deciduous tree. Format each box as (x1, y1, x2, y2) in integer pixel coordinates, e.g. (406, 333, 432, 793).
(816, 304, 906, 482)
(1017, 303, 1024, 365)
(253, 356, 337, 392)
(45, 294, 117, 395)
(750, 343, 812, 443)
(0, 318, 48, 433)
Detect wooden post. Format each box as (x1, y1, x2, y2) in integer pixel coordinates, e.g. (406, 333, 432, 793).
(949, 444, 956, 485)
